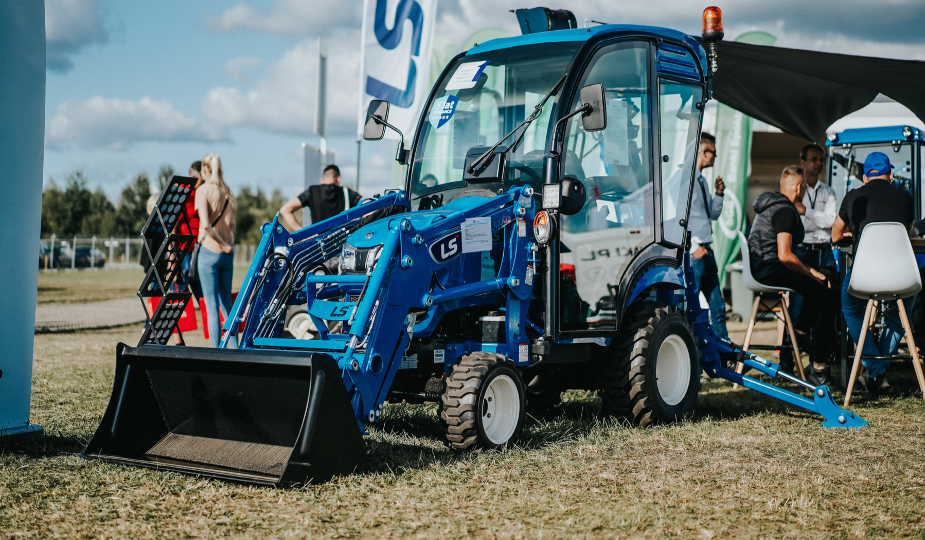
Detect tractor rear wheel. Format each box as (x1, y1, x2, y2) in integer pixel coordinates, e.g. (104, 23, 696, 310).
(440, 352, 525, 450)
(600, 302, 700, 426)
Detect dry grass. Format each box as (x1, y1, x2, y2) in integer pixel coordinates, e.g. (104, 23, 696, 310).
(2, 322, 925, 539)
(36, 269, 249, 305)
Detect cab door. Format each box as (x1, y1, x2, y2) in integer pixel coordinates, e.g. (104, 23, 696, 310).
(557, 40, 653, 332)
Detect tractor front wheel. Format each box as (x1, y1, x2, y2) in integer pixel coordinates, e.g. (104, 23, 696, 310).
(600, 302, 700, 426)
(440, 352, 525, 450)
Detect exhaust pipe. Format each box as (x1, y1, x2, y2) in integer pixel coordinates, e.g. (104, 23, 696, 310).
(81, 343, 365, 486)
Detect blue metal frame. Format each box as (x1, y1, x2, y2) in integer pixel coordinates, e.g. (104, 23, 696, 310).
(205, 22, 866, 435)
(681, 251, 867, 429)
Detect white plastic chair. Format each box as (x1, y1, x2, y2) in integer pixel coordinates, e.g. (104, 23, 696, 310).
(733, 231, 806, 383)
(844, 222, 925, 406)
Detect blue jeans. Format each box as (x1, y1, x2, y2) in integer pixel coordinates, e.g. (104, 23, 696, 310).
(842, 268, 915, 378)
(790, 244, 838, 321)
(691, 245, 728, 339)
(198, 246, 238, 348)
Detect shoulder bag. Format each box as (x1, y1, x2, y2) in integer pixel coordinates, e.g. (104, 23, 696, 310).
(188, 197, 229, 281)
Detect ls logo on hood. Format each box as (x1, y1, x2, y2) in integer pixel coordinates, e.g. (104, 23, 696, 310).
(429, 231, 462, 263)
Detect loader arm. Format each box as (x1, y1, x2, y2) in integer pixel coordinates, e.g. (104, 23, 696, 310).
(252, 186, 538, 429)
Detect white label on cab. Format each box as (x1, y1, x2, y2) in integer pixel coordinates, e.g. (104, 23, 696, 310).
(519, 343, 529, 363)
(434, 348, 445, 364)
(446, 61, 489, 90)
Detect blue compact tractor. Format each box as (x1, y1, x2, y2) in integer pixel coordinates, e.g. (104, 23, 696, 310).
(83, 7, 866, 486)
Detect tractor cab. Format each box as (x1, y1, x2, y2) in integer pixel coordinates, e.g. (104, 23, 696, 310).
(377, 25, 709, 340)
(827, 125, 925, 218)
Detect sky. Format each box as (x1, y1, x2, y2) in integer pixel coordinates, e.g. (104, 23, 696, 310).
(43, 0, 925, 203)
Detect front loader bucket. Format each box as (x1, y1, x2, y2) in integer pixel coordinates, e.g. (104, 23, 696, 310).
(81, 343, 365, 486)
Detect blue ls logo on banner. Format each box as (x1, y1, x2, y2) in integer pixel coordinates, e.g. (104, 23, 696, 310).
(365, 0, 424, 108)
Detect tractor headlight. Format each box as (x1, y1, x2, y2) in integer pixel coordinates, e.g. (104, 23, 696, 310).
(341, 244, 357, 272)
(903, 125, 914, 139)
(366, 245, 382, 271)
(533, 211, 555, 244)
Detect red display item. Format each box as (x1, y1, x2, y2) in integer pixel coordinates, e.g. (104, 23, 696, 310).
(146, 295, 197, 333)
(200, 292, 245, 340)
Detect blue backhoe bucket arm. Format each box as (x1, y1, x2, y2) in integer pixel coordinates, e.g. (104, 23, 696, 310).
(682, 251, 867, 428)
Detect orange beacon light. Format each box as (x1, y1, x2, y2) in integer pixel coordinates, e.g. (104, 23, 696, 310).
(701, 6, 724, 74)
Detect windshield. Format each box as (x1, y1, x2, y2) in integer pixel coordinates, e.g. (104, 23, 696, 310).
(830, 142, 914, 208)
(409, 43, 581, 208)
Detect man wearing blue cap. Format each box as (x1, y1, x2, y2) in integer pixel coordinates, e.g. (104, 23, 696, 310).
(832, 151, 915, 396)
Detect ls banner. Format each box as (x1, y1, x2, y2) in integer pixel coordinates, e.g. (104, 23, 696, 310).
(358, 0, 437, 140)
(711, 31, 776, 284)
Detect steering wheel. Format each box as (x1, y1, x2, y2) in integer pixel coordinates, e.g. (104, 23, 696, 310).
(507, 161, 542, 183)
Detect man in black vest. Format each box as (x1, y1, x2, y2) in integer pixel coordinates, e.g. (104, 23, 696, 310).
(280, 165, 362, 231)
(748, 166, 838, 385)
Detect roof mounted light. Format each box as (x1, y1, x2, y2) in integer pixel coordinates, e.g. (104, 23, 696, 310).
(827, 132, 838, 143)
(903, 125, 914, 139)
(701, 6, 724, 75)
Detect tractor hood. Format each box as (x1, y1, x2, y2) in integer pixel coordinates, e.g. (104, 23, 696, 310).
(345, 195, 492, 249)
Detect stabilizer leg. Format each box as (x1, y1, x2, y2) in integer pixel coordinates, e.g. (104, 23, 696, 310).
(715, 345, 867, 429)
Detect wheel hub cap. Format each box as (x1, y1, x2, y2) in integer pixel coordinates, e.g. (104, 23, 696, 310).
(655, 334, 691, 406)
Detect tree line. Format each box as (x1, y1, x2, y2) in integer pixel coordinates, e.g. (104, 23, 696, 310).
(41, 167, 288, 245)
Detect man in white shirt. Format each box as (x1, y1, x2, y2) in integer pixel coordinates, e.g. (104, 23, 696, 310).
(792, 143, 838, 385)
(688, 132, 728, 339)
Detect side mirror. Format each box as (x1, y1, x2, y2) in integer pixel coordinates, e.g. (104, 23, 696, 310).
(579, 83, 606, 132)
(363, 100, 389, 141)
(558, 175, 586, 216)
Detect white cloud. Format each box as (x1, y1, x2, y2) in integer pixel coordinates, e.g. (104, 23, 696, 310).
(47, 96, 225, 150)
(207, 0, 360, 36)
(45, 0, 109, 72)
(201, 37, 362, 137)
(224, 56, 262, 85)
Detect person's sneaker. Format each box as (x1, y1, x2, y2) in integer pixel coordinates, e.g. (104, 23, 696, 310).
(805, 365, 834, 388)
(868, 374, 899, 398)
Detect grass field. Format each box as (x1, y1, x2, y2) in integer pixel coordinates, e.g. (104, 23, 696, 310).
(37, 269, 249, 305)
(2, 322, 924, 538)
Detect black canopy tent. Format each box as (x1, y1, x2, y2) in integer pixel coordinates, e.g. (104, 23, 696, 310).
(702, 40, 925, 141)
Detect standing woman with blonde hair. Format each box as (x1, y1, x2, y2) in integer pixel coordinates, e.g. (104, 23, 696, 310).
(195, 153, 238, 348)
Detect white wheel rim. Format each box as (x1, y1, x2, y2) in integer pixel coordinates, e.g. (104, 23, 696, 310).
(655, 334, 691, 406)
(482, 374, 519, 445)
(287, 313, 315, 340)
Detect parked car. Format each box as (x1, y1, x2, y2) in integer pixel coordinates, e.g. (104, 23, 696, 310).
(39, 240, 48, 268)
(74, 246, 106, 267)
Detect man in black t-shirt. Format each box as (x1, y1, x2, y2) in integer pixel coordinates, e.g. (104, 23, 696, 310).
(748, 166, 838, 383)
(280, 165, 362, 231)
(831, 151, 915, 396)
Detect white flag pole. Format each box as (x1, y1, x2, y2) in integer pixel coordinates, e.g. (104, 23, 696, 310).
(356, 0, 370, 190)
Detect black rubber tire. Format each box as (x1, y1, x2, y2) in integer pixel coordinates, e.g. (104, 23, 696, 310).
(440, 352, 526, 450)
(599, 302, 700, 426)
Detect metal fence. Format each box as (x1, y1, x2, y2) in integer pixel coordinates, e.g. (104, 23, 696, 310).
(39, 234, 256, 270)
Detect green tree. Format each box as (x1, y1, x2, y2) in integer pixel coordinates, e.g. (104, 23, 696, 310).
(235, 187, 287, 245)
(81, 187, 117, 235)
(157, 164, 174, 191)
(115, 173, 151, 236)
(41, 178, 67, 234)
(58, 170, 93, 235)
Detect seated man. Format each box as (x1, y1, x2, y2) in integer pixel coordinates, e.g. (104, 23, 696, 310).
(831, 151, 915, 396)
(748, 166, 838, 386)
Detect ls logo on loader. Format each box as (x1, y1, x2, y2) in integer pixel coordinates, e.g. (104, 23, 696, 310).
(429, 231, 462, 263)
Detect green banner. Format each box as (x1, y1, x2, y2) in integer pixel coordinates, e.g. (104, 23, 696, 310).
(711, 31, 776, 284)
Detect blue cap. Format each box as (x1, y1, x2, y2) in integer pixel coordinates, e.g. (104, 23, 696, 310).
(863, 152, 895, 177)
